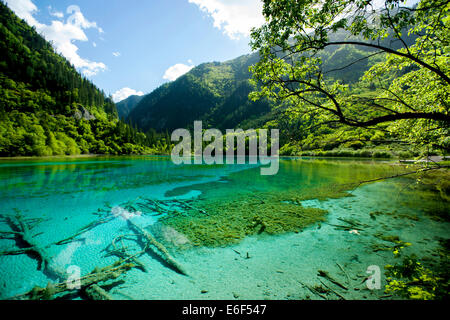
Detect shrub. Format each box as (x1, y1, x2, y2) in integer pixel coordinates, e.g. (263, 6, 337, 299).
(398, 151, 413, 159)
(346, 141, 365, 150)
(355, 150, 373, 158)
(373, 151, 392, 158)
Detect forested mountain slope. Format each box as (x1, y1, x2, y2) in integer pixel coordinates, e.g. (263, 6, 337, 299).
(127, 22, 430, 157)
(128, 53, 275, 132)
(127, 31, 392, 149)
(116, 95, 144, 120)
(0, 2, 153, 156)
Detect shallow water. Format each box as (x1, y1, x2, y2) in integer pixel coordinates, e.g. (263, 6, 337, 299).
(0, 156, 448, 300)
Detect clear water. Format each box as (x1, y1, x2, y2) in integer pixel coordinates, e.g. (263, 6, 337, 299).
(0, 156, 448, 300)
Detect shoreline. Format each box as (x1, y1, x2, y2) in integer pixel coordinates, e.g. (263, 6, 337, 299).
(0, 153, 406, 160)
(0, 153, 163, 160)
(0, 154, 447, 168)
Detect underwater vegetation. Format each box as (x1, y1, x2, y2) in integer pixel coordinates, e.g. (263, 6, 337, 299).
(160, 185, 358, 248)
(161, 161, 449, 249)
(384, 239, 450, 300)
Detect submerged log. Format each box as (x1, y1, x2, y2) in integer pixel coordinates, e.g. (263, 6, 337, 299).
(107, 235, 148, 272)
(1, 214, 66, 280)
(127, 219, 187, 275)
(174, 200, 207, 215)
(143, 199, 166, 216)
(9, 260, 135, 300)
(336, 263, 351, 285)
(317, 270, 348, 290)
(298, 281, 328, 300)
(83, 284, 113, 300)
(318, 278, 347, 300)
(55, 216, 114, 245)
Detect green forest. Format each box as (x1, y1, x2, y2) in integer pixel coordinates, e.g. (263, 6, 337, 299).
(0, 2, 166, 157)
(250, 0, 449, 158)
(122, 0, 448, 159)
(0, 0, 449, 159)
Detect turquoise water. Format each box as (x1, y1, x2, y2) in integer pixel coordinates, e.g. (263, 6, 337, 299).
(0, 156, 448, 299)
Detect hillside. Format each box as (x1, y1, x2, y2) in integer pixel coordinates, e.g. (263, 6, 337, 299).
(0, 2, 155, 156)
(127, 53, 275, 132)
(127, 39, 383, 144)
(127, 27, 420, 155)
(116, 95, 144, 120)
(0, 0, 424, 158)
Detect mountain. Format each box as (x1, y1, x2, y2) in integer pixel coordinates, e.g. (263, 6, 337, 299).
(127, 53, 274, 132)
(0, 0, 417, 157)
(0, 2, 154, 156)
(127, 28, 418, 155)
(127, 37, 386, 135)
(116, 95, 144, 120)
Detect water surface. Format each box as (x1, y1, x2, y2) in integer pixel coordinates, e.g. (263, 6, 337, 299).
(0, 156, 448, 299)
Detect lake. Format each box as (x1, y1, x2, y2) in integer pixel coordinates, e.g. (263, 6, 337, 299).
(0, 156, 448, 300)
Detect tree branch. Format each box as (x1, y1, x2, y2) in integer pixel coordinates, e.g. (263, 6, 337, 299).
(320, 41, 450, 84)
(341, 112, 450, 127)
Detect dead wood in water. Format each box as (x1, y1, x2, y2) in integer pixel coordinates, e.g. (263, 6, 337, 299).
(105, 234, 148, 272)
(173, 200, 208, 215)
(298, 281, 328, 300)
(317, 270, 348, 291)
(336, 263, 351, 285)
(83, 284, 113, 300)
(0, 214, 66, 280)
(127, 219, 187, 275)
(8, 260, 135, 300)
(55, 216, 115, 245)
(318, 278, 347, 300)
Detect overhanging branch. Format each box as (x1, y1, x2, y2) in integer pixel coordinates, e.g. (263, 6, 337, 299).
(321, 41, 450, 84)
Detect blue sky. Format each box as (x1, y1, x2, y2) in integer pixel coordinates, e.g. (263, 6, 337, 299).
(5, 0, 265, 101)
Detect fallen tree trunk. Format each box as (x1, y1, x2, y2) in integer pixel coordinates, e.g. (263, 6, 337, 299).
(55, 216, 114, 245)
(2, 214, 66, 280)
(174, 199, 208, 215)
(318, 270, 348, 290)
(298, 281, 328, 300)
(127, 219, 187, 276)
(84, 284, 113, 300)
(318, 279, 347, 300)
(107, 235, 148, 272)
(9, 260, 135, 300)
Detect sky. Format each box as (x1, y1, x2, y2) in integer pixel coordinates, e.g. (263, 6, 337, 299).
(4, 0, 265, 102)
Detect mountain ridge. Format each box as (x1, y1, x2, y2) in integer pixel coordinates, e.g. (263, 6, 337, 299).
(127, 53, 275, 132)
(126, 39, 382, 135)
(116, 95, 144, 119)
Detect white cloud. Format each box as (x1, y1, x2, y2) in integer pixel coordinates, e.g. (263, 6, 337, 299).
(66, 5, 102, 32)
(5, 0, 40, 26)
(112, 52, 121, 57)
(112, 88, 145, 103)
(189, 0, 265, 40)
(163, 63, 195, 81)
(5, 0, 106, 77)
(92, 42, 97, 47)
(48, 6, 63, 19)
